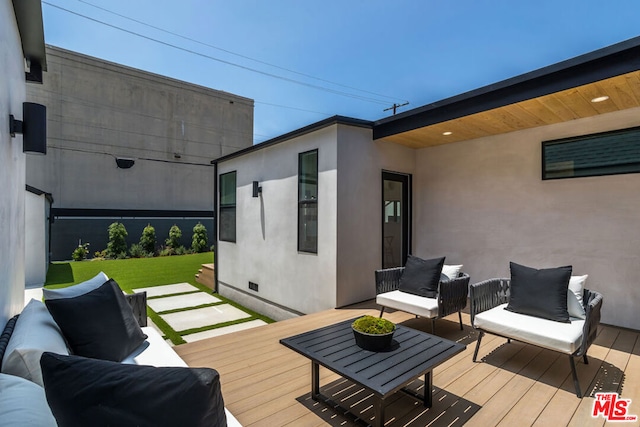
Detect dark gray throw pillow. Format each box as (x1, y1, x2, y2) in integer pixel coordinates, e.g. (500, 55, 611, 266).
(398, 255, 445, 298)
(45, 279, 147, 362)
(505, 262, 572, 323)
(40, 352, 227, 427)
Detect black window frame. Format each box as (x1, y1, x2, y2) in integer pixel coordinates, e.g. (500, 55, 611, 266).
(219, 171, 237, 243)
(542, 126, 640, 180)
(298, 149, 318, 254)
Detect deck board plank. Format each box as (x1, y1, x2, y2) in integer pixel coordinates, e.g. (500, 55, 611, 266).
(173, 305, 639, 427)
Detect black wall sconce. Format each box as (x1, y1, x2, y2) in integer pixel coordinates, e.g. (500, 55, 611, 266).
(115, 157, 135, 169)
(252, 181, 262, 197)
(9, 102, 47, 154)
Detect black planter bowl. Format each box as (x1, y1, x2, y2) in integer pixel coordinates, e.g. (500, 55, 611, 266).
(352, 327, 395, 352)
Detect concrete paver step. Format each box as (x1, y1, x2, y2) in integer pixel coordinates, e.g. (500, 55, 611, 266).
(161, 304, 251, 332)
(147, 292, 221, 313)
(182, 320, 268, 343)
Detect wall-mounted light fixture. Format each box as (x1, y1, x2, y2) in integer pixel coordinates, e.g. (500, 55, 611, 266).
(115, 157, 135, 169)
(9, 102, 47, 154)
(252, 181, 262, 197)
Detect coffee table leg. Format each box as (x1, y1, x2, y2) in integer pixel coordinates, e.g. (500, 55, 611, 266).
(374, 396, 385, 427)
(311, 361, 320, 400)
(424, 371, 433, 408)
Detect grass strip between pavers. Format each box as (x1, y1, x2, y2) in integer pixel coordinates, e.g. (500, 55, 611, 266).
(44, 253, 275, 344)
(178, 317, 260, 336)
(146, 290, 201, 300)
(155, 302, 224, 315)
(146, 308, 185, 345)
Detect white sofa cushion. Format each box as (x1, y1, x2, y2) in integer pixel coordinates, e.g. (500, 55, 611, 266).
(122, 327, 187, 367)
(376, 290, 439, 318)
(568, 275, 588, 319)
(1, 299, 69, 386)
(442, 264, 463, 280)
(42, 271, 109, 300)
(0, 373, 57, 426)
(474, 303, 585, 354)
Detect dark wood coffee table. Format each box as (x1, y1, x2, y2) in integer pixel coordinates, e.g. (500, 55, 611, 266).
(280, 318, 465, 427)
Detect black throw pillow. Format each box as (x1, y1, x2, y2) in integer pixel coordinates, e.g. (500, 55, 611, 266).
(505, 262, 572, 323)
(45, 279, 147, 362)
(40, 352, 227, 427)
(398, 255, 445, 298)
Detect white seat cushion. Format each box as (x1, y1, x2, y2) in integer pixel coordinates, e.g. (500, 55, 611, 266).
(122, 327, 187, 367)
(474, 303, 585, 354)
(377, 290, 439, 318)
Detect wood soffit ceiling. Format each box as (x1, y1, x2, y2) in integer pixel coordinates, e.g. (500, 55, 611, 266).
(383, 71, 640, 148)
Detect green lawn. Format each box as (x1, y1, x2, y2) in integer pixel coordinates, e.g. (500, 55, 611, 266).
(45, 253, 274, 345)
(46, 252, 215, 292)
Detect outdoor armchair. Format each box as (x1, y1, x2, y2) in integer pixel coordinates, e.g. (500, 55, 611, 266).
(375, 267, 470, 333)
(470, 277, 603, 397)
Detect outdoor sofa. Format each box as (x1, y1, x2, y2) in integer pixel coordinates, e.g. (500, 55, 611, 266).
(470, 263, 603, 398)
(0, 272, 241, 426)
(375, 257, 470, 333)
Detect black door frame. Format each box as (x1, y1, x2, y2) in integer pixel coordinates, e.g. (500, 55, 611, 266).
(381, 171, 412, 268)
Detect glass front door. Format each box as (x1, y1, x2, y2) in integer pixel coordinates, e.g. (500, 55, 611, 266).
(382, 171, 410, 268)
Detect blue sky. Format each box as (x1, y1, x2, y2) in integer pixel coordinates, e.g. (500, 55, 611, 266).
(42, 0, 640, 144)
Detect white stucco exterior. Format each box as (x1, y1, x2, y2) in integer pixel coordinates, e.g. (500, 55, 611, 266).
(217, 125, 338, 319)
(25, 190, 48, 287)
(216, 120, 417, 320)
(412, 107, 640, 330)
(335, 125, 415, 306)
(218, 107, 640, 330)
(0, 0, 28, 328)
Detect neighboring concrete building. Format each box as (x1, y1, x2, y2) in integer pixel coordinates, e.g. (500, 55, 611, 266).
(27, 46, 254, 260)
(214, 36, 640, 331)
(1, 0, 47, 328)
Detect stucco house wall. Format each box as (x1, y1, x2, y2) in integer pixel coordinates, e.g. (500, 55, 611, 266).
(0, 0, 29, 327)
(217, 125, 339, 320)
(335, 125, 415, 307)
(25, 190, 48, 287)
(412, 107, 640, 330)
(217, 120, 420, 319)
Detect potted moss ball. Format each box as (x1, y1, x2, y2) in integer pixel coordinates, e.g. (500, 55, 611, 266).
(352, 315, 396, 351)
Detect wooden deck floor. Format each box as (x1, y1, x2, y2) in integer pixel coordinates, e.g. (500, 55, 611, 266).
(175, 302, 640, 427)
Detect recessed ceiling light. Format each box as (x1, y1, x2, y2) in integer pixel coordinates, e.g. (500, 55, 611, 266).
(443, 131, 453, 136)
(591, 96, 609, 103)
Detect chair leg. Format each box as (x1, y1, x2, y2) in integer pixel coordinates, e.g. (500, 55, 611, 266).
(458, 311, 463, 330)
(583, 354, 589, 365)
(431, 319, 436, 335)
(507, 338, 511, 344)
(379, 307, 385, 318)
(473, 331, 484, 362)
(569, 356, 582, 398)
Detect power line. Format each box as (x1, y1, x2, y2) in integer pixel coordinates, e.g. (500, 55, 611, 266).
(75, 0, 407, 105)
(42, 1, 401, 105)
(46, 139, 215, 166)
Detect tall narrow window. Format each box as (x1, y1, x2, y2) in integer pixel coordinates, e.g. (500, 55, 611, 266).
(298, 150, 318, 253)
(219, 171, 236, 242)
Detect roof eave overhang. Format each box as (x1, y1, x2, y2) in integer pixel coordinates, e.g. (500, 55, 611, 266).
(373, 36, 640, 140)
(12, 0, 47, 79)
(213, 115, 373, 164)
